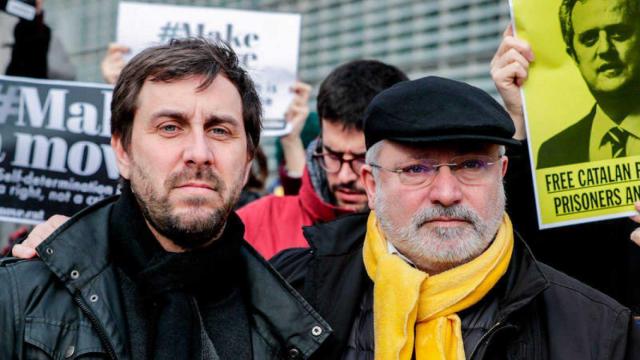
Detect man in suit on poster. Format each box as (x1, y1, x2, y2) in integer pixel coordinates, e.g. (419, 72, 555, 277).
(538, 0, 640, 168)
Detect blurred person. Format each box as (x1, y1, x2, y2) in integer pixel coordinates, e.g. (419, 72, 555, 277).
(101, 42, 130, 84)
(492, 25, 640, 315)
(0, 38, 329, 359)
(234, 145, 268, 209)
(5, 0, 49, 78)
(273, 76, 639, 359)
(5, 0, 75, 80)
(0, 226, 28, 257)
(237, 60, 408, 258)
(275, 82, 319, 195)
(538, 0, 640, 168)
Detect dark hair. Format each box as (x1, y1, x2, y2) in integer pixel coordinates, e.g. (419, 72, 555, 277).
(316, 60, 408, 130)
(559, 0, 639, 58)
(111, 38, 262, 156)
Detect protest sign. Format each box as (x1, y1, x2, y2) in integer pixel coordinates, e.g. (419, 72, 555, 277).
(0, 75, 118, 224)
(0, 0, 36, 20)
(116, 1, 301, 136)
(510, 0, 640, 228)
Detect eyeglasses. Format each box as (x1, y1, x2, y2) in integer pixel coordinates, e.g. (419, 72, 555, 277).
(368, 155, 501, 187)
(313, 149, 366, 174)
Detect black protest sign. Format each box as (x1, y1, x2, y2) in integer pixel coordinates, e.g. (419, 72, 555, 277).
(0, 76, 118, 224)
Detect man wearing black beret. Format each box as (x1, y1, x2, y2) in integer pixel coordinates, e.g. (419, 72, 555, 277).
(272, 76, 639, 359)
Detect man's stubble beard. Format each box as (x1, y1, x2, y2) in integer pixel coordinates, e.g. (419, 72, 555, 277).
(130, 162, 244, 250)
(375, 181, 506, 274)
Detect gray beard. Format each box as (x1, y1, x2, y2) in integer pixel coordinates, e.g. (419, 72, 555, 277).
(375, 184, 506, 273)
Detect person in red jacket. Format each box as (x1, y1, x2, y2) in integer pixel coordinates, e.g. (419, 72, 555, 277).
(238, 60, 408, 258)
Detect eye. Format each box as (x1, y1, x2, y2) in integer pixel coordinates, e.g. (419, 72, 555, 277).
(159, 123, 180, 134)
(209, 127, 230, 137)
(458, 158, 487, 171)
(579, 30, 599, 47)
(610, 28, 632, 42)
(401, 164, 433, 174)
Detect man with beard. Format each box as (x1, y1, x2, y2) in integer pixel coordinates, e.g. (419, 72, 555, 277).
(238, 60, 407, 258)
(0, 38, 329, 359)
(538, 0, 640, 168)
(272, 76, 639, 359)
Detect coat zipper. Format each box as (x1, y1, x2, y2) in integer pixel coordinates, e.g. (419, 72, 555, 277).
(73, 293, 118, 360)
(468, 321, 502, 360)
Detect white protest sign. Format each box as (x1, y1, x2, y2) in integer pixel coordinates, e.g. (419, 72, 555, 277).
(116, 1, 301, 136)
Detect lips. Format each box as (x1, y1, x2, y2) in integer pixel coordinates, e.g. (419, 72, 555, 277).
(597, 62, 623, 74)
(335, 189, 366, 203)
(176, 182, 215, 191)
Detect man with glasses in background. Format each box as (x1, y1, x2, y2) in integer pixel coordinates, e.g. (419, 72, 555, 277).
(272, 76, 638, 359)
(238, 60, 407, 258)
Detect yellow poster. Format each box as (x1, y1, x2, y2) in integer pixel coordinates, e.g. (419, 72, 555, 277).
(510, 0, 640, 228)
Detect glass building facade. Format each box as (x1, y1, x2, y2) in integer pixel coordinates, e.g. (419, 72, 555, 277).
(0, 0, 511, 243)
(42, 0, 511, 93)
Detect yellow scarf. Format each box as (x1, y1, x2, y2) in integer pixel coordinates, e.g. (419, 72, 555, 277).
(362, 211, 514, 360)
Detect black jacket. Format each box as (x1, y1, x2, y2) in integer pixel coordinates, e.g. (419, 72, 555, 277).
(272, 213, 639, 359)
(537, 106, 595, 169)
(0, 196, 331, 360)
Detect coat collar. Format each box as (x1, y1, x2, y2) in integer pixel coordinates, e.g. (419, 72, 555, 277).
(37, 195, 332, 359)
(301, 213, 551, 353)
(298, 167, 358, 223)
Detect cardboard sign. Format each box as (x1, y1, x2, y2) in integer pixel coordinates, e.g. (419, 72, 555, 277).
(116, 1, 301, 136)
(0, 76, 118, 224)
(510, 0, 640, 228)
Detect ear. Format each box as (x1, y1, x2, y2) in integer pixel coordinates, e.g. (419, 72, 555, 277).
(111, 134, 131, 180)
(500, 156, 509, 178)
(361, 164, 378, 210)
(566, 46, 578, 63)
(242, 155, 253, 186)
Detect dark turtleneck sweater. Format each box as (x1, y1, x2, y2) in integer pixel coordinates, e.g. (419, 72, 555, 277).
(108, 186, 252, 360)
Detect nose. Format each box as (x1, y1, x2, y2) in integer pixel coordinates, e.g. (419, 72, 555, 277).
(183, 130, 214, 166)
(427, 166, 463, 207)
(336, 158, 359, 183)
(597, 30, 616, 55)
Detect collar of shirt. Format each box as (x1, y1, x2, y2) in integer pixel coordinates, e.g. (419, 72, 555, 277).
(387, 241, 417, 267)
(589, 105, 640, 161)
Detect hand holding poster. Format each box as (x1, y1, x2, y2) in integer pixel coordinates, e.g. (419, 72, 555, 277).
(116, 1, 301, 136)
(510, 0, 640, 228)
(0, 76, 118, 224)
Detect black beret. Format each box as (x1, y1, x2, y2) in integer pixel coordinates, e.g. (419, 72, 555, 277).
(363, 76, 519, 149)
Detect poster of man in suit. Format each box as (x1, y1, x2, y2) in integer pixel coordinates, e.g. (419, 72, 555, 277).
(537, 0, 640, 169)
(512, 0, 640, 228)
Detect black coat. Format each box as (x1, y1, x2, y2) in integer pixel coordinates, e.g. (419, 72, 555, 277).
(536, 106, 595, 169)
(0, 196, 331, 360)
(272, 213, 639, 359)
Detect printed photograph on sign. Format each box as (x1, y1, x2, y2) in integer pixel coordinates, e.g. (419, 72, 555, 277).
(0, 75, 119, 224)
(511, 0, 640, 228)
(116, 1, 301, 135)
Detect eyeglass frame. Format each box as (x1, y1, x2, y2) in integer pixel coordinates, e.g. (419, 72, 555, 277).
(312, 141, 367, 174)
(367, 154, 503, 187)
